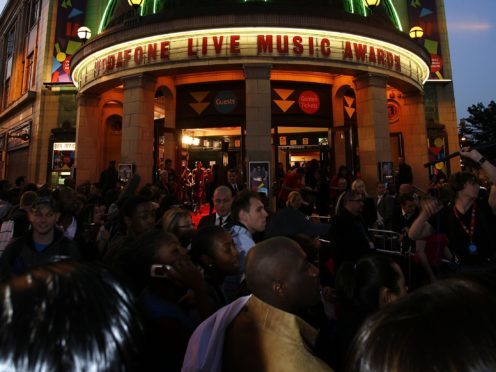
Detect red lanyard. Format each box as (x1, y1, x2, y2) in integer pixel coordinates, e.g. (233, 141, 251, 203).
(453, 203, 476, 242)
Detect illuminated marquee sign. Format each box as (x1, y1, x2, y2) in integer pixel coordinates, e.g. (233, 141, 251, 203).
(72, 28, 429, 89)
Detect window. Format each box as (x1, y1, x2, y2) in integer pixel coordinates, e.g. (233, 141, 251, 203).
(6, 26, 15, 60)
(23, 53, 34, 93)
(2, 78, 11, 109)
(27, 0, 40, 30)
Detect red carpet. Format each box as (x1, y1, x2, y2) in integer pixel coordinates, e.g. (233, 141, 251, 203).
(192, 203, 212, 227)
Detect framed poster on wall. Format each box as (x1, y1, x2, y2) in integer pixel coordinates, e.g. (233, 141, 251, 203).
(119, 164, 134, 182)
(378, 161, 394, 185)
(249, 161, 270, 197)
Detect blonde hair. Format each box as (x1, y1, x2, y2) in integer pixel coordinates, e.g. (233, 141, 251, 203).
(161, 207, 192, 234)
(286, 191, 302, 208)
(352, 179, 369, 197)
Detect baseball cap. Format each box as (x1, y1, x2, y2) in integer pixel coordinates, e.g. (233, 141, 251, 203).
(31, 196, 60, 212)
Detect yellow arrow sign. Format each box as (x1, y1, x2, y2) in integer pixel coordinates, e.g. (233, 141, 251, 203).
(345, 106, 356, 118)
(273, 89, 294, 100)
(274, 100, 295, 113)
(190, 91, 209, 103)
(344, 96, 355, 108)
(190, 102, 210, 115)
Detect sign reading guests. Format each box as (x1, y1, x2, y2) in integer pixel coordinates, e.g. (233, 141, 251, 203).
(176, 83, 245, 129)
(72, 28, 429, 89)
(214, 91, 238, 114)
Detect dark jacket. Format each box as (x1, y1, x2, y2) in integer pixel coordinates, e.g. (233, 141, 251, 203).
(225, 183, 244, 197)
(329, 209, 373, 269)
(376, 194, 395, 230)
(197, 213, 234, 230)
(9, 208, 31, 238)
(0, 228, 81, 281)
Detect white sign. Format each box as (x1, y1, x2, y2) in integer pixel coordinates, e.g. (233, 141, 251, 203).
(72, 27, 430, 90)
(54, 142, 76, 151)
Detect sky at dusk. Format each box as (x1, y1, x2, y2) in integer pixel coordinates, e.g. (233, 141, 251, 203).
(0, 0, 493, 121)
(444, 0, 495, 120)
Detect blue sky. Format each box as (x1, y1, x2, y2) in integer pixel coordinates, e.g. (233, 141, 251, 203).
(445, 0, 495, 119)
(0, 0, 493, 120)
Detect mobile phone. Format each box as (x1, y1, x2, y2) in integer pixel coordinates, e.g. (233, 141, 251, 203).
(150, 264, 172, 278)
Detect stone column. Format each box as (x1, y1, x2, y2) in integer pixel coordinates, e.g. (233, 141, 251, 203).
(75, 93, 101, 184)
(354, 73, 391, 188)
(122, 74, 156, 185)
(243, 64, 272, 180)
(401, 92, 429, 190)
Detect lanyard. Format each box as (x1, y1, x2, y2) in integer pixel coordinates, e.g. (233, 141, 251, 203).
(453, 203, 476, 243)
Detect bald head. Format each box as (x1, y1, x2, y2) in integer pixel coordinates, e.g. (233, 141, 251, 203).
(246, 237, 320, 314)
(213, 185, 233, 217)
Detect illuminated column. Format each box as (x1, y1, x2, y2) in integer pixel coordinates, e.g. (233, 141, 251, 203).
(354, 73, 391, 188)
(244, 64, 272, 174)
(122, 74, 156, 185)
(75, 93, 101, 184)
(401, 92, 429, 190)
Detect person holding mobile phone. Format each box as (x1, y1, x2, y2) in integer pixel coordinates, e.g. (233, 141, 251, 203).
(191, 225, 241, 310)
(120, 229, 210, 371)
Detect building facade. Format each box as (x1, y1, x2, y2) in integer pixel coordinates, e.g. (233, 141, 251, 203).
(0, 0, 459, 193)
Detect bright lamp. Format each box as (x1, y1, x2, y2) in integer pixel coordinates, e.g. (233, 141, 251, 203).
(77, 26, 91, 42)
(365, 0, 380, 10)
(128, 0, 143, 9)
(409, 26, 424, 39)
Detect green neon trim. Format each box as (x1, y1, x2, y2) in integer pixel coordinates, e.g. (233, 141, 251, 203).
(140, 0, 146, 16)
(153, 0, 158, 14)
(350, 0, 354, 13)
(361, 0, 367, 16)
(385, 0, 403, 31)
(98, 0, 116, 34)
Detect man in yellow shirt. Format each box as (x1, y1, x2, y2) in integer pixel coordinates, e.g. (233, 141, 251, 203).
(223, 237, 332, 372)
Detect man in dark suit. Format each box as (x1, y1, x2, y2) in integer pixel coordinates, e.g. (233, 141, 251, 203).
(376, 182, 395, 230)
(226, 168, 244, 196)
(197, 185, 234, 230)
(392, 193, 418, 250)
(329, 191, 374, 270)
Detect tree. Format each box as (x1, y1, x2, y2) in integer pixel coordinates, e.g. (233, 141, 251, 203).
(460, 101, 496, 163)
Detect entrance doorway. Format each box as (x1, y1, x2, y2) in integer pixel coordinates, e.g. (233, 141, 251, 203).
(330, 125, 359, 177)
(180, 127, 242, 171)
(275, 126, 329, 173)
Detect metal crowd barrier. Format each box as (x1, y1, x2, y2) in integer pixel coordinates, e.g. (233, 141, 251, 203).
(368, 228, 413, 286)
(317, 225, 414, 285)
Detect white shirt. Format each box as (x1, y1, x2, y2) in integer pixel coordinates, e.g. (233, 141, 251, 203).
(216, 213, 231, 227)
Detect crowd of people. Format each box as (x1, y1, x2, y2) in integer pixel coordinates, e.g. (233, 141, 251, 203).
(0, 148, 495, 371)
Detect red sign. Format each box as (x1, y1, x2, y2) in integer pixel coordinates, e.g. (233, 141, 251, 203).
(430, 54, 443, 73)
(299, 91, 320, 114)
(63, 55, 72, 74)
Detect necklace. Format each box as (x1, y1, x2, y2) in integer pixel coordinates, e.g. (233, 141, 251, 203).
(453, 203, 477, 254)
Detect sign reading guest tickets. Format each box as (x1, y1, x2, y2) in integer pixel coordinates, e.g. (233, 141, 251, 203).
(72, 27, 430, 90)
